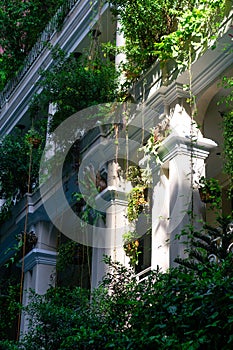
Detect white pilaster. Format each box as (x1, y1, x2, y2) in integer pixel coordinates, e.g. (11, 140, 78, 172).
(91, 161, 129, 289)
(20, 248, 57, 334)
(151, 104, 217, 271)
(115, 19, 126, 86)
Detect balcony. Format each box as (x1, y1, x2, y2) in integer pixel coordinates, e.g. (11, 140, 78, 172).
(0, 0, 114, 136)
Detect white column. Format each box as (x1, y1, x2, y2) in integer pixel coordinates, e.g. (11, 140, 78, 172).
(151, 164, 170, 271)
(20, 221, 57, 334)
(115, 19, 126, 86)
(91, 161, 129, 289)
(151, 103, 217, 270)
(20, 248, 57, 334)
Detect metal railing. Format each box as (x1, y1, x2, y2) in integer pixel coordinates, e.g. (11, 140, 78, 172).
(136, 266, 152, 282)
(0, 0, 80, 109)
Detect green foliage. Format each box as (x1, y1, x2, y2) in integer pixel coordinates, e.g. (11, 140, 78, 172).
(4, 235, 24, 268)
(0, 124, 46, 226)
(126, 165, 144, 186)
(122, 231, 141, 267)
(0, 130, 29, 199)
(127, 186, 148, 222)
(109, 0, 226, 80)
(125, 165, 151, 266)
(218, 76, 233, 192)
(108, 0, 195, 78)
(140, 131, 163, 165)
(175, 216, 233, 271)
(56, 240, 83, 271)
(0, 269, 21, 342)
(0, 340, 19, 350)
(223, 110, 233, 191)
(8, 257, 233, 349)
(0, 130, 43, 198)
(30, 47, 119, 130)
(198, 176, 222, 208)
(0, 198, 12, 226)
(73, 190, 106, 227)
(0, 0, 66, 88)
(20, 287, 90, 350)
(154, 0, 226, 69)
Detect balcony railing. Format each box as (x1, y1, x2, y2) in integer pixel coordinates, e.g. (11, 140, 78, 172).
(0, 0, 80, 109)
(136, 266, 152, 282)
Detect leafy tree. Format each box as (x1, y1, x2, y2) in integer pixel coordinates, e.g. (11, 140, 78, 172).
(108, 0, 196, 78)
(0, 0, 66, 89)
(20, 287, 90, 350)
(30, 47, 119, 130)
(0, 283, 20, 341)
(0, 264, 21, 342)
(0, 125, 46, 200)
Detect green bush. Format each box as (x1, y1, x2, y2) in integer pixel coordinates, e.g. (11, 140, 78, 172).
(30, 47, 119, 131)
(13, 256, 233, 349)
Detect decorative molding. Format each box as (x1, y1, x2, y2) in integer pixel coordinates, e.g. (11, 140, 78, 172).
(159, 134, 217, 163)
(95, 186, 128, 210)
(20, 248, 57, 272)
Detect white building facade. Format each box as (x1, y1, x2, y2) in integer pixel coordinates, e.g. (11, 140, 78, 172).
(0, 0, 233, 335)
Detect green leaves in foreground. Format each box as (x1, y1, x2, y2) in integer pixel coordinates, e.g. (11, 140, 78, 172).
(3, 256, 233, 350)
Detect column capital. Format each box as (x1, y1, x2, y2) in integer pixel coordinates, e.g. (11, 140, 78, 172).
(159, 134, 217, 164)
(95, 186, 128, 211)
(19, 248, 57, 272)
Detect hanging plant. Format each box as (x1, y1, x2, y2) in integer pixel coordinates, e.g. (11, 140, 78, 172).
(25, 128, 42, 149)
(198, 176, 222, 207)
(16, 231, 38, 255)
(126, 165, 144, 187)
(127, 186, 148, 222)
(123, 231, 141, 267)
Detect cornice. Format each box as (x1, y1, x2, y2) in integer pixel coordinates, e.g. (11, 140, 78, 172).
(158, 134, 217, 164)
(20, 248, 57, 272)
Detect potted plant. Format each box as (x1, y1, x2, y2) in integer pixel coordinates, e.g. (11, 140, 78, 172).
(198, 176, 221, 206)
(127, 186, 148, 222)
(25, 128, 42, 148)
(127, 165, 144, 187)
(123, 231, 141, 267)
